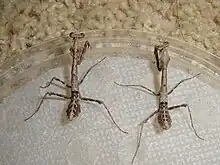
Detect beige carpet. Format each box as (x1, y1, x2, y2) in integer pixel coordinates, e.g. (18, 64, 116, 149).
(0, 0, 219, 67)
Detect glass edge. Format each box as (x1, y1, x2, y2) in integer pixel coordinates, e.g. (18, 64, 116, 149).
(0, 29, 220, 102)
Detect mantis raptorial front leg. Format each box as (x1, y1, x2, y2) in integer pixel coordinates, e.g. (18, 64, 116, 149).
(115, 41, 203, 163)
(25, 32, 128, 134)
